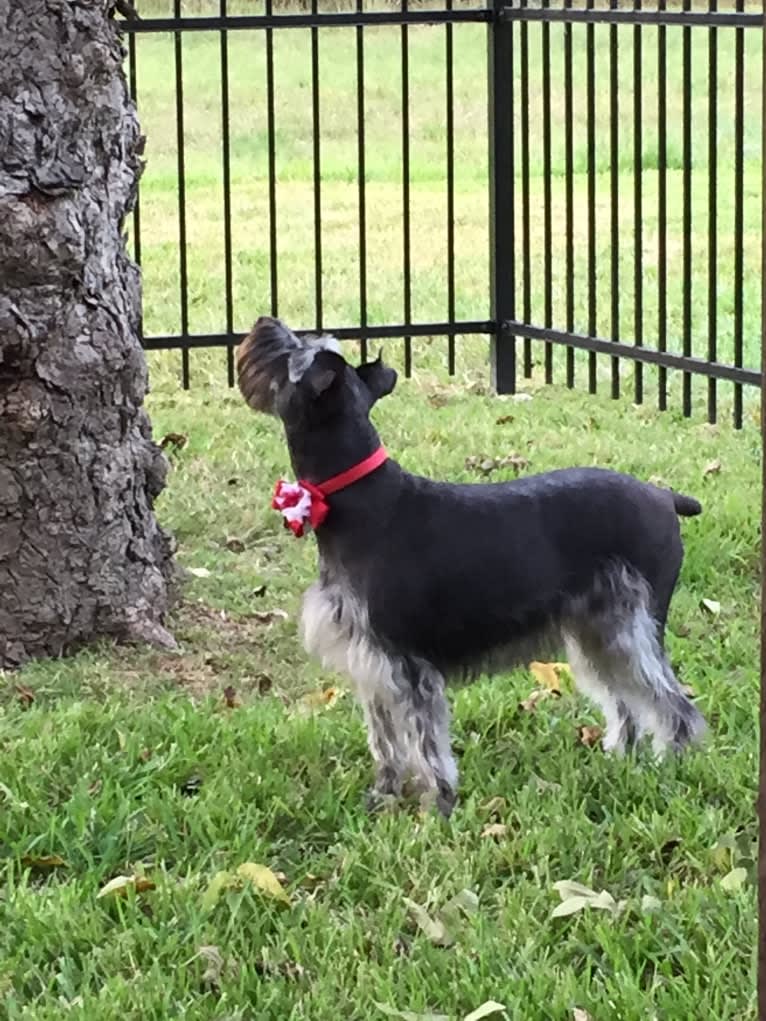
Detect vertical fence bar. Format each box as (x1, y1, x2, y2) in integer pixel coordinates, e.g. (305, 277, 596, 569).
(707, 0, 717, 423)
(402, 0, 412, 376)
(173, 0, 190, 389)
(520, 0, 532, 378)
(564, 0, 575, 388)
(446, 0, 456, 375)
(733, 0, 744, 428)
(127, 28, 142, 343)
(488, 0, 515, 393)
(657, 0, 668, 411)
(542, 0, 553, 383)
(356, 0, 368, 363)
(586, 0, 597, 392)
(609, 0, 620, 398)
(311, 0, 323, 331)
(266, 0, 278, 315)
(682, 0, 692, 416)
(220, 0, 235, 386)
(633, 0, 643, 404)
(760, 5, 766, 1007)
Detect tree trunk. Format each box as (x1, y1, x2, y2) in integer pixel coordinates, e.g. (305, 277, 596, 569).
(0, 0, 177, 668)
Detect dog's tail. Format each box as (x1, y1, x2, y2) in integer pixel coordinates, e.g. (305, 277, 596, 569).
(671, 491, 702, 518)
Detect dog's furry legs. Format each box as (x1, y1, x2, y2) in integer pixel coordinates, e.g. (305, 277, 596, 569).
(358, 657, 458, 817)
(564, 566, 705, 755)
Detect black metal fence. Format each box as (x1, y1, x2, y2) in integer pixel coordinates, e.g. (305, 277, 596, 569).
(123, 1, 762, 426)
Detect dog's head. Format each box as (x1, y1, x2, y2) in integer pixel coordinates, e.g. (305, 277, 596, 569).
(237, 316, 397, 437)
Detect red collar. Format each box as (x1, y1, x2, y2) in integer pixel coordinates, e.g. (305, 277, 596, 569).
(272, 446, 388, 538)
(316, 445, 388, 495)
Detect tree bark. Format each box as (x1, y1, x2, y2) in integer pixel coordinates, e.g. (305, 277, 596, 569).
(0, 0, 177, 668)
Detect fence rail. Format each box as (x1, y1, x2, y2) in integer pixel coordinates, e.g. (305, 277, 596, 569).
(125, 0, 763, 427)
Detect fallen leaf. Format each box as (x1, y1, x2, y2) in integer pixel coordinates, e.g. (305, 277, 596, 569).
(227, 476, 240, 486)
(553, 880, 600, 899)
(256, 673, 273, 695)
(159, 432, 188, 451)
(225, 536, 246, 553)
(21, 853, 67, 870)
(529, 660, 571, 694)
(223, 685, 241, 709)
(464, 1002, 507, 1021)
(180, 774, 203, 796)
(519, 688, 558, 712)
(572, 1010, 594, 1021)
(682, 684, 696, 698)
(188, 566, 211, 578)
(294, 686, 344, 715)
(374, 1003, 449, 1021)
(720, 866, 747, 892)
(403, 896, 453, 947)
(577, 725, 603, 747)
(441, 889, 480, 918)
(641, 894, 662, 912)
(202, 870, 234, 911)
(551, 895, 591, 918)
(701, 598, 721, 616)
(498, 453, 529, 474)
(703, 458, 722, 477)
(250, 609, 289, 625)
(481, 795, 507, 817)
(236, 862, 291, 904)
(495, 414, 515, 425)
(15, 684, 35, 707)
(97, 874, 156, 899)
(253, 583, 267, 597)
(481, 823, 508, 840)
(197, 944, 224, 990)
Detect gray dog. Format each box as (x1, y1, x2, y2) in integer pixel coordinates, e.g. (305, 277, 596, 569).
(238, 316, 705, 816)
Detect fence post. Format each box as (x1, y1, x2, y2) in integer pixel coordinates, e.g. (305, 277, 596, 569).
(488, 0, 516, 393)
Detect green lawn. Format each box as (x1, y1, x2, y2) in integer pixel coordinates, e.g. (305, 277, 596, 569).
(0, 4, 762, 1018)
(2, 377, 760, 1019)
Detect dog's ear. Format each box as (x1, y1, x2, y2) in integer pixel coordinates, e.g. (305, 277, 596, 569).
(356, 352, 397, 404)
(301, 349, 347, 404)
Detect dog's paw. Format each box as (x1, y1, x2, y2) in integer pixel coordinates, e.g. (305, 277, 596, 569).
(364, 787, 399, 815)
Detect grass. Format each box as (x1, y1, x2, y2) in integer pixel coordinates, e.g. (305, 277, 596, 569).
(0, 3, 762, 1017)
(1, 372, 760, 1019)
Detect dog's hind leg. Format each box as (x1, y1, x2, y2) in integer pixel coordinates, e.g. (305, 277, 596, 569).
(566, 565, 705, 755)
(563, 633, 638, 754)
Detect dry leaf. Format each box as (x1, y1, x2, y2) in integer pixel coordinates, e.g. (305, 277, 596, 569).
(720, 867, 747, 892)
(495, 414, 515, 425)
(481, 823, 508, 840)
(403, 897, 453, 947)
(197, 945, 224, 990)
(703, 458, 722, 477)
(294, 686, 344, 715)
(225, 536, 246, 553)
(519, 688, 557, 712)
(159, 432, 188, 451)
(256, 673, 273, 695)
(441, 889, 480, 918)
(15, 684, 35, 707)
(250, 609, 289, 625)
(481, 795, 507, 817)
(552, 880, 618, 919)
(21, 853, 67, 870)
(572, 1010, 594, 1021)
(529, 661, 571, 694)
(97, 874, 156, 899)
(236, 862, 291, 904)
(374, 1003, 449, 1021)
(253, 583, 267, 597)
(641, 895, 662, 912)
(701, 598, 721, 616)
(577, 725, 603, 748)
(464, 1003, 507, 1021)
(223, 685, 241, 709)
(188, 567, 211, 578)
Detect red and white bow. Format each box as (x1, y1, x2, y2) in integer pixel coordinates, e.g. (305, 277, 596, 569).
(271, 479, 329, 538)
(272, 446, 388, 539)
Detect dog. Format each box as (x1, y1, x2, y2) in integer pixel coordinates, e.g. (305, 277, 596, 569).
(237, 316, 706, 816)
